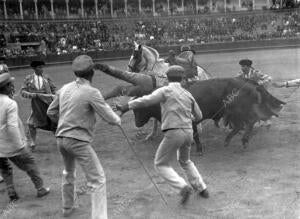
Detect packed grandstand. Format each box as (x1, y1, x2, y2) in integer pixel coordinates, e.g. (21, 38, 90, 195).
(0, 0, 300, 59)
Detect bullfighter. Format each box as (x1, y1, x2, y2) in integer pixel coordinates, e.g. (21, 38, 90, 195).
(237, 59, 273, 127)
(20, 60, 56, 152)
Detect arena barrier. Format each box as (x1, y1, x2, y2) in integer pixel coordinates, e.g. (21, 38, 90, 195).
(7, 38, 300, 70)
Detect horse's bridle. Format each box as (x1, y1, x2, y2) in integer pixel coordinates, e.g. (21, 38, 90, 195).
(128, 46, 159, 73)
(128, 49, 142, 72)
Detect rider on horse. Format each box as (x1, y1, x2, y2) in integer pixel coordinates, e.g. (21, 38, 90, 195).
(165, 49, 204, 81)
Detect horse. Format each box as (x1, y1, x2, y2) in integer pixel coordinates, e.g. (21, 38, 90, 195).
(127, 42, 211, 143)
(128, 41, 169, 75)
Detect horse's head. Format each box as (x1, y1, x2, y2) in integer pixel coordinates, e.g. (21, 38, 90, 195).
(128, 41, 161, 73)
(128, 42, 146, 72)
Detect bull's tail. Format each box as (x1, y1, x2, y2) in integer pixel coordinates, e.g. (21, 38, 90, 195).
(256, 86, 285, 118)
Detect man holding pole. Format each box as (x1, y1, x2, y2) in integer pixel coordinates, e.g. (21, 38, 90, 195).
(47, 55, 121, 218)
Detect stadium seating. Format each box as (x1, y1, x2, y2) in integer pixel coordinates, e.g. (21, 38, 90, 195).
(0, 9, 299, 58)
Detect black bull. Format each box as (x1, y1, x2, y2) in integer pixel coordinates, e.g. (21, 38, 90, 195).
(132, 77, 285, 153)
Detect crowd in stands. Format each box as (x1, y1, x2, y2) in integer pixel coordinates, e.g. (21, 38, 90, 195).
(0, 10, 300, 58)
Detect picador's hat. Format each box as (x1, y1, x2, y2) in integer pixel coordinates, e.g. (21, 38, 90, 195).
(181, 45, 191, 52)
(239, 59, 252, 67)
(166, 65, 185, 78)
(168, 50, 176, 57)
(72, 55, 94, 76)
(30, 60, 45, 68)
(181, 45, 195, 54)
(0, 73, 14, 88)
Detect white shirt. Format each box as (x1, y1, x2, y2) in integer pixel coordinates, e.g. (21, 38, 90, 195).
(34, 74, 44, 90)
(47, 78, 121, 142)
(0, 94, 26, 157)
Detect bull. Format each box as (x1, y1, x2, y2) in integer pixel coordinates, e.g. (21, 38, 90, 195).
(129, 77, 285, 154)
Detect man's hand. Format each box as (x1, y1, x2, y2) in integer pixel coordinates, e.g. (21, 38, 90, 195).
(115, 103, 129, 116)
(22, 92, 37, 99)
(94, 63, 109, 72)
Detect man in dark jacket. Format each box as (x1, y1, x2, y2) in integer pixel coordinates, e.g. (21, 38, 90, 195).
(20, 60, 56, 152)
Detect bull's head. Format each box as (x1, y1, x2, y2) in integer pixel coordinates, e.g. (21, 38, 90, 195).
(133, 104, 161, 127)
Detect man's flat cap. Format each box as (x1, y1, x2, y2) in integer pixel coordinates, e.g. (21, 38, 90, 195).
(239, 59, 252, 67)
(72, 55, 94, 75)
(166, 65, 185, 78)
(0, 73, 14, 88)
(30, 60, 45, 68)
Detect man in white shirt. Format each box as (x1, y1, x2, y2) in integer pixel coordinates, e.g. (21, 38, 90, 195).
(47, 55, 121, 218)
(117, 66, 209, 205)
(0, 73, 50, 202)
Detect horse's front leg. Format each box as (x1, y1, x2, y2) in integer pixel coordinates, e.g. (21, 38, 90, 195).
(145, 119, 158, 140)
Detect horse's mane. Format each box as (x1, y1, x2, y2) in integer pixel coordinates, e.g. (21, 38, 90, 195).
(143, 45, 164, 62)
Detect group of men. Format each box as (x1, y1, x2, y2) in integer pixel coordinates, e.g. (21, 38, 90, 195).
(0, 52, 299, 218)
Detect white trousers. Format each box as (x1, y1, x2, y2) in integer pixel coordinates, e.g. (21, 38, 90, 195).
(154, 128, 207, 193)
